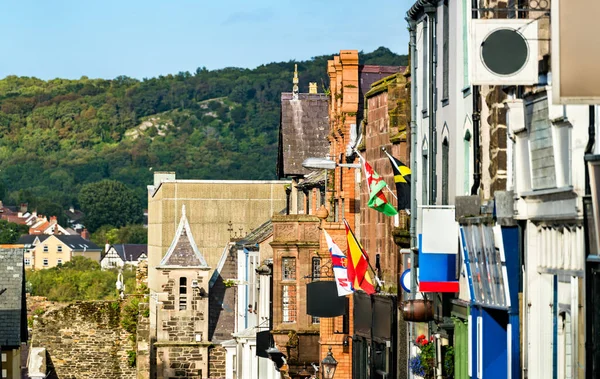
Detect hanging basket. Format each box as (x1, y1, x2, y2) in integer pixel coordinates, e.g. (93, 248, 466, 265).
(400, 299, 434, 322)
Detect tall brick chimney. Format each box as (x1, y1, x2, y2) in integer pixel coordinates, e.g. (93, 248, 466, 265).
(81, 229, 90, 240)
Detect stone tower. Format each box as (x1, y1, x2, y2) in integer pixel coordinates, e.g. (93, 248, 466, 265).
(153, 205, 212, 378)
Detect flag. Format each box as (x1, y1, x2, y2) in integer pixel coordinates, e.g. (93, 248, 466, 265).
(364, 160, 398, 216)
(323, 230, 354, 296)
(384, 151, 411, 210)
(343, 219, 376, 295)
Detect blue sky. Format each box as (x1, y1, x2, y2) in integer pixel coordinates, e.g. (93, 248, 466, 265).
(1, 0, 412, 80)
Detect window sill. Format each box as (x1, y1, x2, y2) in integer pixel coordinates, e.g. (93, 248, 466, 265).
(462, 86, 471, 98)
(441, 98, 449, 107)
(519, 186, 574, 198)
(422, 109, 429, 118)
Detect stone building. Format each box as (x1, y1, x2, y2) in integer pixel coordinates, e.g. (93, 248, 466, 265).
(145, 172, 288, 378)
(317, 50, 404, 379)
(152, 206, 212, 379)
(0, 245, 27, 379)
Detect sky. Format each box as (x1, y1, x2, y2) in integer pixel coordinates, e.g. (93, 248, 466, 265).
(1, 0, 412, 80)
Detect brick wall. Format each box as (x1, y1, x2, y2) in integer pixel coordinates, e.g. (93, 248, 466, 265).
(31, 301, 136, 379)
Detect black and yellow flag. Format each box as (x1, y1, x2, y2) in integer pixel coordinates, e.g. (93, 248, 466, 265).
(384, 151, 411, 210)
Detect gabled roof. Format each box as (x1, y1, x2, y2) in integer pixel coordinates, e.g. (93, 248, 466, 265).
(65, 209, 85, 221)
(159, 205, 209, 268)
(0, 247, 27, 347)
(17, 234, 49, 245)
(113, 244, 148, 262)
(52, 235, 101, 251)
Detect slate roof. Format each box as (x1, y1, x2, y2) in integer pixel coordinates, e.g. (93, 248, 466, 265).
(296, 169, 326, 190)
(159, 205, 209, 268)
(64, 209, 85, 221)
(236, 219, 273, 247)
(277, 92, 330, 178)
(17, 234, 49, 246)
(113, 244, 148, 262)
(0, 247, 27, 347)
(53, 235, 101, 251)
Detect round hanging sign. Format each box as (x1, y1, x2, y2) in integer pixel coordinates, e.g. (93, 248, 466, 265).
(400, 269, 411, 293)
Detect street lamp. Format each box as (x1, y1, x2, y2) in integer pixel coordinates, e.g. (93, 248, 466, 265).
(320, 347, 338, 379)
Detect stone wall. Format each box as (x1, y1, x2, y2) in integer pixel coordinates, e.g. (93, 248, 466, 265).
(208, 346, 226, 378)
(32, 301, 136, 379)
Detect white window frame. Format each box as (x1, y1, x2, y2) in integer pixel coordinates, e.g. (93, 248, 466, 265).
(43, 258, 49, 267)
(43, 245, 48, 253)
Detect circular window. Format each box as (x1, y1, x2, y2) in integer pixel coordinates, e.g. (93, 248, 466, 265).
(481, 28, 529, 76)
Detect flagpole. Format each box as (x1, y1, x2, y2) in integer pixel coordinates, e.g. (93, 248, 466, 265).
(353, 148, 398, 200)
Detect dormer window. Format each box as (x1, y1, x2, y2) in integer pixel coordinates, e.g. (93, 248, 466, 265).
(179, 277, 187, 311)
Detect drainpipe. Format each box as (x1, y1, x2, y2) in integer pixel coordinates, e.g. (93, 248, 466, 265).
(426, 6, 438, 205)
(585, 105, 595, 379)
(470, 0, 481, 196)
(244, 248, 249, 330)
(407, 16, 419, 302)
(407, 16, 418, 379)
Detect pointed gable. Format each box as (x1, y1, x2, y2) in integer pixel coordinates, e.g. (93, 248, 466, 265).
(159, 205, 209, 268)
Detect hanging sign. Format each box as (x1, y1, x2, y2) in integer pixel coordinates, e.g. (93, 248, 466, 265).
(400, 269, 411, 293)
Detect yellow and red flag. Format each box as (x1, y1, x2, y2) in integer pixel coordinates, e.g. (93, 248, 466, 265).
(343, 219, 376, 295)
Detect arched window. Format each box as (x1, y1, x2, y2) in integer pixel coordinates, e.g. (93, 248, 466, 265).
(464, 129, 472, 195)
(179, 277, 187, 311)
(442, 137, 450, 205)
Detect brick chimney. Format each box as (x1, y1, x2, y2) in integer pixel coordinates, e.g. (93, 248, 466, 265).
(20, 203, 28, 213)
(50, 216, 57, 223)
(81, 228, 90, 240)
(309, 82, 318, 94)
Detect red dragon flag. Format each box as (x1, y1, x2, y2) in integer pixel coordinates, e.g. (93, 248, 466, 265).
(363, 160, 398, 217)
(343, 219, 376, 295)
(323, 229, 354, 296)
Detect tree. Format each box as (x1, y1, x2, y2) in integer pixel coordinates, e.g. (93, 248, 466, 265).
(78, 180, 143, 232)
(0, 220, 29, 244)
(117, 224, 148, 244)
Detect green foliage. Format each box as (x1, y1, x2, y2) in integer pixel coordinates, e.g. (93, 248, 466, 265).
(127, 350, 136, 368)
(78, 180, 143, 232)
(0, 48, 407, 213)
(26, 256, 136, 301)
(411, 334, 436, 379)
(90, 224, 147, 246)
(0, 219, 29, 243)
(443, 345, 455, 379)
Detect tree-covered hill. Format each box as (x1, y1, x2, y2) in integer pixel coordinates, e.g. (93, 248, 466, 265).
(0, 47, 407, 210)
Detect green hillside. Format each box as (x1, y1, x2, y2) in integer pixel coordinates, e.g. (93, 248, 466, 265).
(0, 47, 407, 210)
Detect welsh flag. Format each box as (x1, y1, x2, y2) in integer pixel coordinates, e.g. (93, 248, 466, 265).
(364, 161, 398, 216)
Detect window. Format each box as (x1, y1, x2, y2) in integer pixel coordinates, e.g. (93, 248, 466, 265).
(464, 130, 472, 195)
(57, 259, 63, 265)
(442, 138, 449, 205)
(312, 257, 321, 280)
(422, 19, 429, 115)
(25, 258, 31, 266)
(442, 0, 450, 103)
(57, 245, 62, 253)
(527, 93, 556, 190)
(179, 277, 187, 311)
(43, 245, 48, 253)
(282, 285, 297, 323)
(312, 316, 320, 324)
(282, 257, 296, 280)
(422, 150, 429, 205)
(462, 0, 470, 89)
(43, 258, 48, 267)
